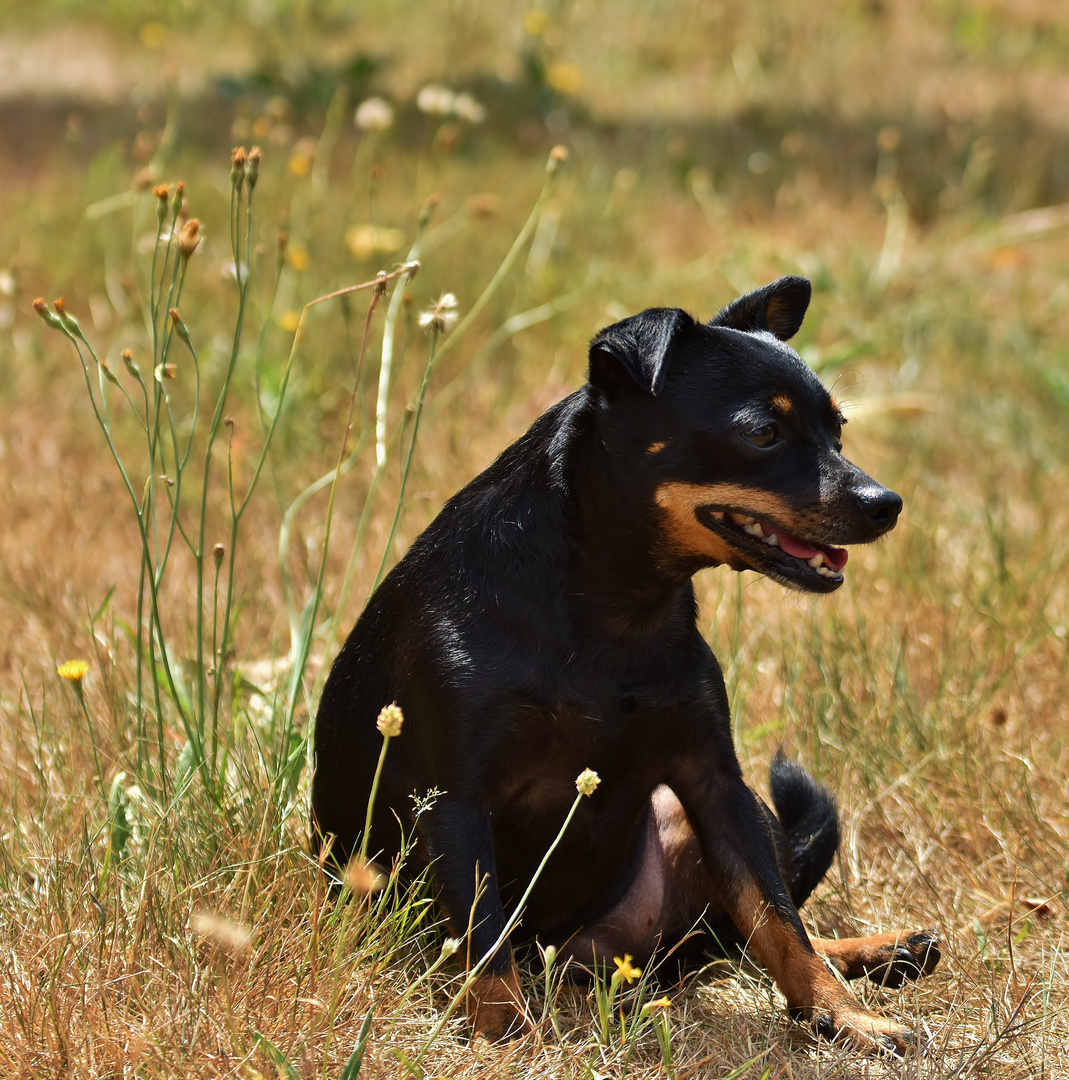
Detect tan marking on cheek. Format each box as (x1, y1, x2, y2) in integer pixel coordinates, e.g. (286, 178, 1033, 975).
(646, 440, 668, 454)
(769, 393, 793, 417)
(659, 481, 800, 525)
(654, 481, 738, 562)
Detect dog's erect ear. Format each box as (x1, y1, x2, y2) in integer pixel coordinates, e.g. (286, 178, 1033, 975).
(707, 276, 811, 341)
(588, 308, 693, 398)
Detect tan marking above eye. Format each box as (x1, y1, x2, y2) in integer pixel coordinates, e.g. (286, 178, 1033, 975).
(646, 441, 668, 454)
(769, 394, 794, 416)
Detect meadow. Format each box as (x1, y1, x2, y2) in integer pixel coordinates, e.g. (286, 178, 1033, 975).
(1, 1, 1068, 1076)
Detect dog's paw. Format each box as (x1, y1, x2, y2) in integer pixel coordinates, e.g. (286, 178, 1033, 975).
(862, 930, 941, 989)
(802, 1002, 918, 1058)
(814, 928, 941, 989)
(467, 969, 532, 1042)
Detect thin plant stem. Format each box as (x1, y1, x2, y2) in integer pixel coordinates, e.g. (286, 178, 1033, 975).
(410, 783, 592, 1071)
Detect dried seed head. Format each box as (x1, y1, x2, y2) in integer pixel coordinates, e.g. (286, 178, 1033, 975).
(177, 219, 201, 260)
(169, 307, 191, 345)
(52, 297, 86, 340)
(246, 146, 262, 190)
(212, 543, 225, 567)
(440, 936, 462, 957)
(230, 146, 246, 191)
(170, 181, 185, 217)
(33, 296, 63, 329)
(121, 348, 140, 378)
(376, 702, 404, 738)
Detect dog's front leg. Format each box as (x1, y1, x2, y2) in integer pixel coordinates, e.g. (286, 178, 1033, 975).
(679, 772, 915, 1055)
(422, 797, 530, 1041)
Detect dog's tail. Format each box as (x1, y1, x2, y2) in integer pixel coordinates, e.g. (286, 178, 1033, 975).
(769, 749, 840, 909)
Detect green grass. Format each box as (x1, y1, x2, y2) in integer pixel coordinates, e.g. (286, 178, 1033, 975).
(2, 1, 1069, 1076)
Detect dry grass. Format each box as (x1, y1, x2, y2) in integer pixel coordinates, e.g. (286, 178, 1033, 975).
(2, 1, 1069, 1077)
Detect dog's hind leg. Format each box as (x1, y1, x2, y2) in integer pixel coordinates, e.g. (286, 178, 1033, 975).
(675, 769, 921, 1055)
(811, 930, 941, 988)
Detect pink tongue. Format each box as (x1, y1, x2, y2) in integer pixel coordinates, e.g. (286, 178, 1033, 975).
(774, 529, 849, 573)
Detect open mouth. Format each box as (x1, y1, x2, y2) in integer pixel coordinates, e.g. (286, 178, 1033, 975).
(698, 509, 849, 590)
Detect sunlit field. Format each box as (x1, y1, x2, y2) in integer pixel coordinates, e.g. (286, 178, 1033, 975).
(2, 2, 1069, 1076)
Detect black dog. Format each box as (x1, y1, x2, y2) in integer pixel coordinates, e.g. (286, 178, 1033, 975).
(312, 276, 940, 1053)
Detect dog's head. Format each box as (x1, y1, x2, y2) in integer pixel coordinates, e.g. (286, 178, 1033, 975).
(587, 276, 901, 593)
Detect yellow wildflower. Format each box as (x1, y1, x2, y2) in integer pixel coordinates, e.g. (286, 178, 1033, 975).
(545, 62, 583, 96)
(278, 311, 300, 333)
(289, 153, 312, 177)
(613, 954, 642, 983)
(57, 659, 90, 683)
(523, 9, 549, 36)
(345, 224, 405, 260)
(139, 22, 167, 49)
(286, 244, 309, 273)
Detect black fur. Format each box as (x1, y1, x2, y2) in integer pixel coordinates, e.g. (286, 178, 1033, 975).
(312, 276, 907, 1040)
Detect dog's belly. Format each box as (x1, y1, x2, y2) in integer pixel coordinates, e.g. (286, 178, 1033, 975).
(484, 706, 663, 936)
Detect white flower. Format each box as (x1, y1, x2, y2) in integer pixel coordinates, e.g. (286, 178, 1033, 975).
(453, 92, 486, 124)
(417, 293, 460, 333)
(354, 97, 395, 132)
(417, 83, 456, 115)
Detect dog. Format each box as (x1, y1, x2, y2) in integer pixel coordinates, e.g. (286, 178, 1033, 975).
(312, 276, 940, 1054)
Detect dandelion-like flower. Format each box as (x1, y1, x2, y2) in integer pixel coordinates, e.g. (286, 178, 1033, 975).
(246, 146, 262, 190)
(453, 92, 486, 124)
(376, 702, 404, 738)
(57, 659, 90, 683)
(177, 218, 201, 260)
(613, 954, 642, 984)
(355, 97, 395, 132)
(575, 767, 600, 796)
(440, 936, 461, 957)
(416, 83, 456, 116)
(417, 293, 459, 334)
(230, 146, 246, 191)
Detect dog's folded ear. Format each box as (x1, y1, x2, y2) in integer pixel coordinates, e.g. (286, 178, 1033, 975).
(708, 276, 811, 341)
(588, 307, 694, 398)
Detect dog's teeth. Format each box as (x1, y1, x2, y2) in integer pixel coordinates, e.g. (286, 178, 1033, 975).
(732, 514, 756, 526)
(763, 533, 779, 547)
(808, 554, 825, 568)
(816, 565, 838, 578)
(743, 522, 764, 537)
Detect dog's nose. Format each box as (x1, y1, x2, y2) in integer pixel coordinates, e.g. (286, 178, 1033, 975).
(855, 485, 902, 531)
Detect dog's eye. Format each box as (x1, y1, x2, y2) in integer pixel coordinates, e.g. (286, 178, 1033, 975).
(743, 424, 778, 448)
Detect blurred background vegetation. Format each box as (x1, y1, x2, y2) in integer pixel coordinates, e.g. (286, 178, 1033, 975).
(2, 1, 1069, 1076)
